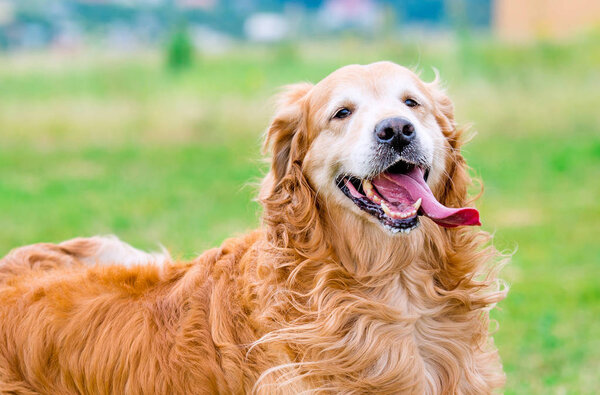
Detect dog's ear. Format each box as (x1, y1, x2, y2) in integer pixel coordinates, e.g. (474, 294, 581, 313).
(426, 72, 457, 144)
(262, 82, 313, 186)
(426, 74, 473, 207)
(260, 82, 325, 252)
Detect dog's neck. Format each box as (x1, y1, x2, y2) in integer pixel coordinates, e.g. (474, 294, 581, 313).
(323, 206, 435, 274)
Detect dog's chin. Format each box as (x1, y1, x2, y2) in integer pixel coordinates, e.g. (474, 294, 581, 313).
(346, 201, 421, 236)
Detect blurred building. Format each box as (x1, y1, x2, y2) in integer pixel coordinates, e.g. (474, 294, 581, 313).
(317, 0, 381, 33)
(4, 0, 597, 51)
(494, 0, 600, 41)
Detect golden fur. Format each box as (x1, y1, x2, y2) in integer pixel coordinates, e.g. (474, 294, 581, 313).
(0, 62, 507, 394)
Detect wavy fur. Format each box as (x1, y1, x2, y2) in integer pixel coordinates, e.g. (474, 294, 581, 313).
(0, 63, 507, 394)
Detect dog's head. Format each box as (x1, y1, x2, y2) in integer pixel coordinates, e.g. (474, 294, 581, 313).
(262, 62, 479, 237)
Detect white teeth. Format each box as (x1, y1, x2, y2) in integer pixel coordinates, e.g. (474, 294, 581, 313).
(362, 179, 374, 198)
(381, 201, 417, 219)
(380, 201, 393, 216)
(412, 198, 422, 211)
(382, 202, 404, 219)
(363, 179, 382, 203)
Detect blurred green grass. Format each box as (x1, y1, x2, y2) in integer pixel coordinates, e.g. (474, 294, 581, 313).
(0, 36, 599, 394)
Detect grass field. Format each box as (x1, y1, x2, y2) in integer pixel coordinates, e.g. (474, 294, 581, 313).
(1, 35, 599, 393)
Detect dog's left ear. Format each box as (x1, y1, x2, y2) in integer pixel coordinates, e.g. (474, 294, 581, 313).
(426, 75, 472, 206)
(426, 74, 458, 146)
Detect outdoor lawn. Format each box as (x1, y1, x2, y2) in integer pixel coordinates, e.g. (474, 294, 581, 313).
(0, 36, 598, 394)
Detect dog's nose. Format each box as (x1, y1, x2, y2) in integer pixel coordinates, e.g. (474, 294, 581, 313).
(374, 117, 415, 150)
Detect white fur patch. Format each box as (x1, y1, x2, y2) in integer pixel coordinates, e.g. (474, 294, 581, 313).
(77, 235, 169, 267)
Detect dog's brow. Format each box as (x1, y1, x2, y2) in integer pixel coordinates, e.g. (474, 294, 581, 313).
(325, 97, 358, 116)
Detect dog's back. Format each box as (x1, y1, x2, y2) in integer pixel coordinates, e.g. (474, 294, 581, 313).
(0, 233, 264, 394)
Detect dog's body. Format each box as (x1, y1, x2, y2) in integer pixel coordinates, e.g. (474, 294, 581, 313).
(0, 62, 506, 394)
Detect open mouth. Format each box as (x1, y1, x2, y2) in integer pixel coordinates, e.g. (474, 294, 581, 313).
(336, 160, 481, 234)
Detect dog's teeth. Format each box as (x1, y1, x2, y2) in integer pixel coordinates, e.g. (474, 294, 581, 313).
(391, 209, 405, 219)
(380, 201, 393, 216)
(381, 201, 419, 219)
(362, 179, 374, 198)
(412, 198, 422, 210)
(363, 180, 382, 204)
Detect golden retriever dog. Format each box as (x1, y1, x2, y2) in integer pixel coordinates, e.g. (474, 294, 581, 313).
(0, 62, 507, 394)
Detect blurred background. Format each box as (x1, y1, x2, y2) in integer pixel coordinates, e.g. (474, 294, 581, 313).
(0, 0, 599, 393)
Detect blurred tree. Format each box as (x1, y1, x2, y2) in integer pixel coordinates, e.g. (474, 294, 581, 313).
(166, 26, 194, 71)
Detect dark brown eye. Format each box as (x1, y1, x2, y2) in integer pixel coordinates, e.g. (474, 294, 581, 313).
(333, 108, 351, 119)
(404, 98, 419, 108)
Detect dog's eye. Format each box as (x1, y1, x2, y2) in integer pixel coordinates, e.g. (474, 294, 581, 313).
(333, 108, 352, 119)
(404, 98, 419, 108)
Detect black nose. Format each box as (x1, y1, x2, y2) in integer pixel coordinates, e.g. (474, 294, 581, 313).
(374, 117, 415, 151)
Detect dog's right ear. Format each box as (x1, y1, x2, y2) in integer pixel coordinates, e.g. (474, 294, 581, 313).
(261, 82, 323, 252)
(262, 83, 313, 186)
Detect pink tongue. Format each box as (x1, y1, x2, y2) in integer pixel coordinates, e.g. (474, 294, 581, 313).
(372, 168, 481, 228)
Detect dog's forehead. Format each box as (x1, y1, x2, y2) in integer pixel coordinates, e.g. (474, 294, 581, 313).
(309, 62, 424, 108)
